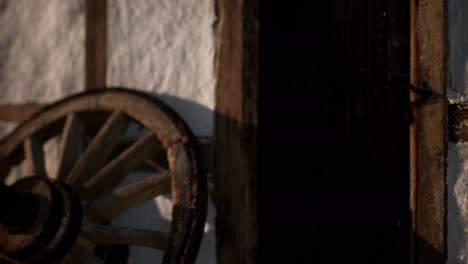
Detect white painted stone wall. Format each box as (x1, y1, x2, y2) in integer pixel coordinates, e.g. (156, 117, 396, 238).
(107, 0, 216, 137)
(0, 0, 85, 104)
(0, 0, 85, 137)
(448, 0, 468, 262)
(107, 1, 216, 263)
(0, 1, 216, 263)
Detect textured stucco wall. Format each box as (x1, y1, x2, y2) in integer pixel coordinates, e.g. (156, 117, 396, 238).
(448, 0, 468, 262)
(447, 144, 468, 263)
(0, 0, 216, 263)
(0, 0, 85, 137)
(0, 0, 85, 103)
(107, 1, 217, 263)
(107, 0, 216, 137)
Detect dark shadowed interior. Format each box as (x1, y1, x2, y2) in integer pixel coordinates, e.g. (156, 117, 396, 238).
(258, 1, 411, 262)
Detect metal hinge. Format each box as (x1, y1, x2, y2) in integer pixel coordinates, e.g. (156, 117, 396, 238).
(407, 83, 433, 124)
(409, 83, 433, 109)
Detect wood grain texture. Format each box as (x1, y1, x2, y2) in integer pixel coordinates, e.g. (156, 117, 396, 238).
(85, 0, 107, 90)
(66, 111, 130, 186)
(0, 91, 184, 158)
(56, 113, 85, 180)
(0, 89, 207, 263)
(82, 132, 162, 201)
(411, 0, 447, 263)
(85, 171, 171, 223)
(215, 0, 258, 263)
(23, 136, 46, 177)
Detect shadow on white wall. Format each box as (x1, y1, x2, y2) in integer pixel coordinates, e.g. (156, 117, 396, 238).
(0, 93, 217, 264)
(447, 144, 468, 263)
(113, 171, 216, 264)
(448, 0, 468, 262)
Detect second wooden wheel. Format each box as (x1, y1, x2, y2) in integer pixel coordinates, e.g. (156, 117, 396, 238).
(0, 88, 207, 263)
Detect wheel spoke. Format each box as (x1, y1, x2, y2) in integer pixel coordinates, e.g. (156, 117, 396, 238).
(23, 136, 46, 177)
(65, 111, 130, 186)
(81, 131, 163, 201)
(145, 159, 167, 172)
(0, 90, 207, 262)
(69, 237, 103, 264)
(0, 156, 17, 182)
(85, 171, 171, 223)
(56, 113, 85, 180)
(62, 254, 79, 264)
(82, 225, 168, 250)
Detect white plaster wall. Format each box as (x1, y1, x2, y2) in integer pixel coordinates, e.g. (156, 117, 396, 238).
(448, 0, 468, 262)
(107, 1, 217, 263)
(0, 0, 217, 263)
(0, 0, 85, 137)
(0, 0, 85, 104)
(447, 144, 468, 263)
(107, 0, 216, 137)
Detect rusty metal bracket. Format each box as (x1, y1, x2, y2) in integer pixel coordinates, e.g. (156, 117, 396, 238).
(410, 83, 433, 109)
(448, 103, 468, 142)
(408, 83, 433, 124)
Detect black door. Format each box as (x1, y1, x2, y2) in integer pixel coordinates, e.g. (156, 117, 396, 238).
(258, 1, 410, 263)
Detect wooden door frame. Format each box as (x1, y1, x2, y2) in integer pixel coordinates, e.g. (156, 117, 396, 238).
(410, 0, 448, 263)
(214, 0, 258, 263)
(0, 0, 450, 262)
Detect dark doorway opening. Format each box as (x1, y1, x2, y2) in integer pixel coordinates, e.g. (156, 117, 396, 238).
(258, 1, 410, 263)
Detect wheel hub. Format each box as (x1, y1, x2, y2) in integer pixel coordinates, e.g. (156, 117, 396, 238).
(0, 177, 82, 263)
(0, 89, 208, 263)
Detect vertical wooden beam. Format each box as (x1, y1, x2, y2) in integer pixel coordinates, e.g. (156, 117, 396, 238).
(410, 0, 447, 263)
(85, 0, 107, 90)
(214, 0, 258, 263)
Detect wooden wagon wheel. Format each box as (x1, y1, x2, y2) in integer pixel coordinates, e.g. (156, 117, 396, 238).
(0, 88, 207, 263)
